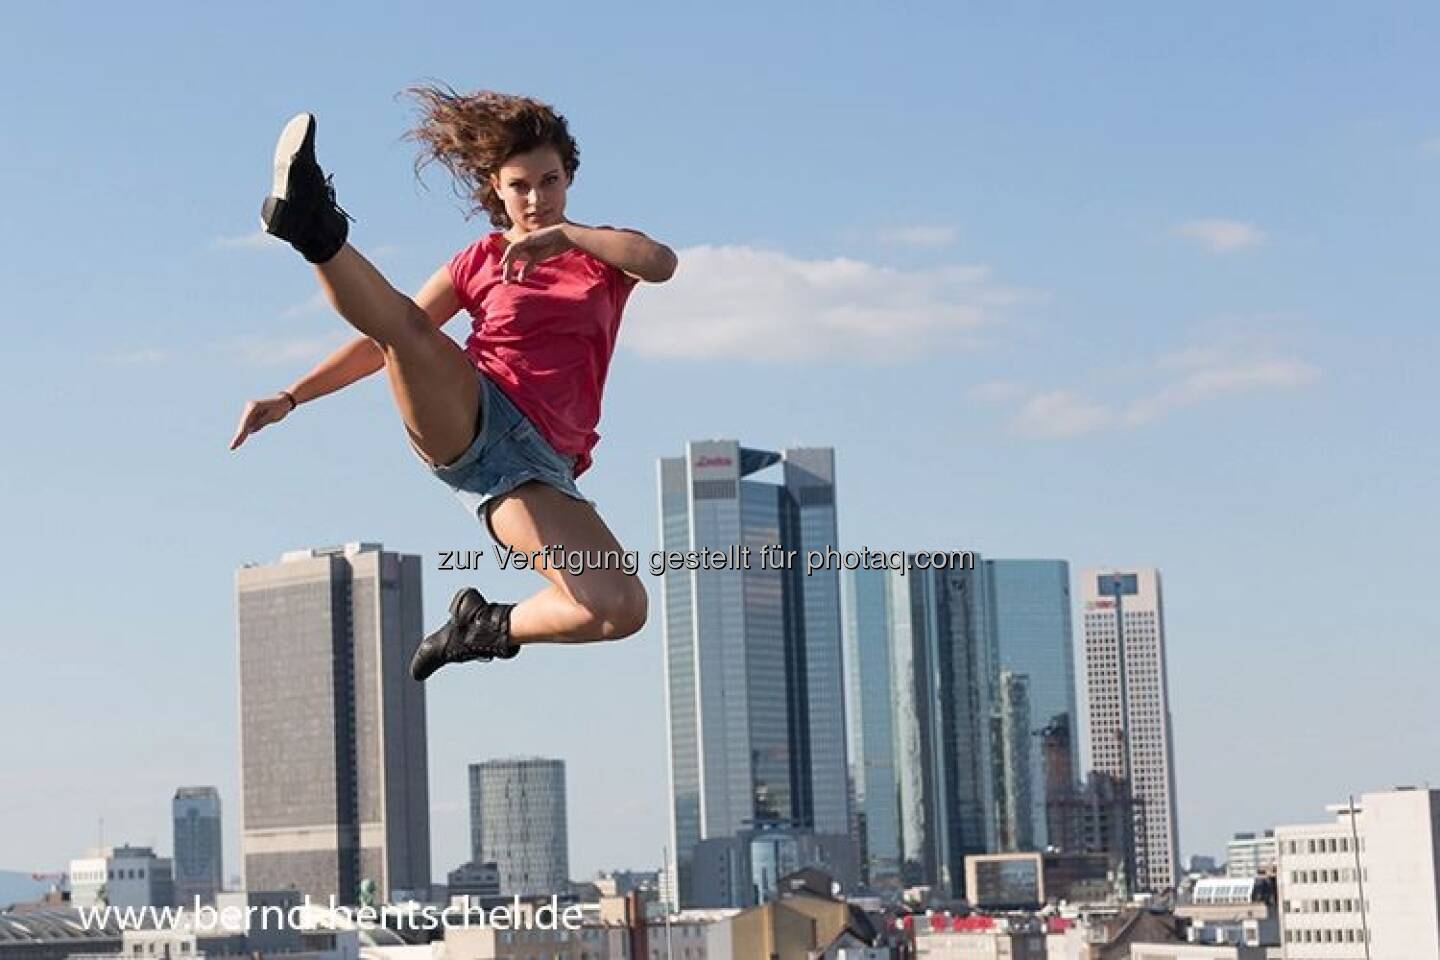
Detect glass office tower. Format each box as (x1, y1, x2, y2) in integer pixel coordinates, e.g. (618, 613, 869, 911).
(844, 558, 996, 898)
(658, 441, 851, 907)
(985, 559, 1079, 852)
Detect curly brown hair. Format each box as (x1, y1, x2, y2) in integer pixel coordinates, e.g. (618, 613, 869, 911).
(405, 84, 580, 229)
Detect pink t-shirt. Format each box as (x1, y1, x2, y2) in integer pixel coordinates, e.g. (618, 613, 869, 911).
(447, 229, 638, 478)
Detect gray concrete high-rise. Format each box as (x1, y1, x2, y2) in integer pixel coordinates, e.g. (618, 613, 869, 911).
(236, 542, 430, 904)
(1079, 567, 1179, 894)
(843, 558, 995, 898)
(469, 758, 568, 896)
(172, 786, 223, 905)
(657, 441, 851, 907)
(985, 559, 1079, 853)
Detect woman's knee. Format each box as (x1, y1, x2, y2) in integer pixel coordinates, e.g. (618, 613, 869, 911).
(575, 576, 648, 639)
(381, 300, 437, 354)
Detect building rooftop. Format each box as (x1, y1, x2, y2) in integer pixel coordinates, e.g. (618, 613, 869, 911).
(0, 908, 121, 943)
(1191, 877, 1260, 905)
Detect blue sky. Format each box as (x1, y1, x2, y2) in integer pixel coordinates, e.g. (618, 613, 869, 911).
(2, 3, 1437, 883)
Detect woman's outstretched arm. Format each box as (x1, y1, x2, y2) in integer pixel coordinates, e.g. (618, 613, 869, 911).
(285, 336, 386, 404)
(229, 265, 460, 449)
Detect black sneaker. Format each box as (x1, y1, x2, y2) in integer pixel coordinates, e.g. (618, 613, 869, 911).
(409, 587, 520, 681)
(260, 112, 351, 264)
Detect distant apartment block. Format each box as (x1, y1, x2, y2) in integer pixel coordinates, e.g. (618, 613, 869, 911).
(1226, 831, 1278, 879)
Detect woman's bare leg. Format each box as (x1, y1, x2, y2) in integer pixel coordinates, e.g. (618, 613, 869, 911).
(260, 113, 479, 466)
(315, 244, 479, 466)
(486, 481, 648, 644)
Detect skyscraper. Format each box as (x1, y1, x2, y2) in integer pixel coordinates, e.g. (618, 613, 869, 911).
(844, 559, 995, 898)
(985, 559, 1079, 852)
(992, 671, 1034, 852)
(236, 542, 430, 904)
(172, 786, 223, 905)
(657, 441, 851, 907)
(469, 758, 569, 896)
(844, 567, 901, 891)
(1079, 567, 1179, 893)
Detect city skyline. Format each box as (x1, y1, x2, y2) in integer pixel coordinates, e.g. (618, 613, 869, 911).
(4, 3, 1438, 887)
(8, 532, 1430, 898)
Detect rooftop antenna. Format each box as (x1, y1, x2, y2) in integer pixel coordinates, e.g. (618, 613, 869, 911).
(1348, 794, 1371, 960)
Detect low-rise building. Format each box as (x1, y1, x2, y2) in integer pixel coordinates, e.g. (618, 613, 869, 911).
(1276, 787, 1440, 958)
(912, 916, 1046, 960)
(963, 852, 1113, 909)
(68, 848, 173, 910)
(1224, 833, 1276, 880)
(0, 908, 122, 960)
(446, 864, 501, 902)
(1129, 945, 1267, 960)
(1175, 877, 1277, 949)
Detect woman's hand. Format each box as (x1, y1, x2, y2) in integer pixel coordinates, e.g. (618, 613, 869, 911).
(229, 394, 295, 450)
(499, 224, 575, 283)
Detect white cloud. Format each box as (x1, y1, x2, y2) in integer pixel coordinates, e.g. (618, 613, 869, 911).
(219, 332, 349, 366)
(1125, 356, 1319, 426)
(1012, 390, 1115, 438)
(211, 231, 281, 252)
(874, 225, 959, 249)
(987, 336, 1319, 438)
(1173, 219, 1266, 253)
(1421, 137, 1440, 155)
(622, 244, 1030, 362)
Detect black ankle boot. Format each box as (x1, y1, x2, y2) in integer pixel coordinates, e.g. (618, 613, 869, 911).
(410, 587, 520, 681)
(260, 112, 351, 264)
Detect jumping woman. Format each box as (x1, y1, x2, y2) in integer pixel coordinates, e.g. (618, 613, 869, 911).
(229, 88, 676, 681)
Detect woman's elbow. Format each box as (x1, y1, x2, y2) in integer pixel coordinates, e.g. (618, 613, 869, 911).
(647, 246, 678, 283)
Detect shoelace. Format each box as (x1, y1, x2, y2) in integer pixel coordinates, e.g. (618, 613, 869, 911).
(324, 175, 355, 223)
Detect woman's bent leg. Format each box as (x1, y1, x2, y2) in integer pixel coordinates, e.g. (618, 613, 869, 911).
(316, 244, 479, 466)
(486, 482, 648, 644)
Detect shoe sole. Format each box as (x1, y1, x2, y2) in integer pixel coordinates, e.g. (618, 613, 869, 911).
(273, 113, 314, 200)
(260, 113, 315, 232)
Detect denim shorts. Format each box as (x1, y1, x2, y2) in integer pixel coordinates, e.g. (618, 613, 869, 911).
(410, 373, 592, 545)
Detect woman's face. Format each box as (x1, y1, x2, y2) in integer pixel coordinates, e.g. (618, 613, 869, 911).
(491, 146, 569, 233)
